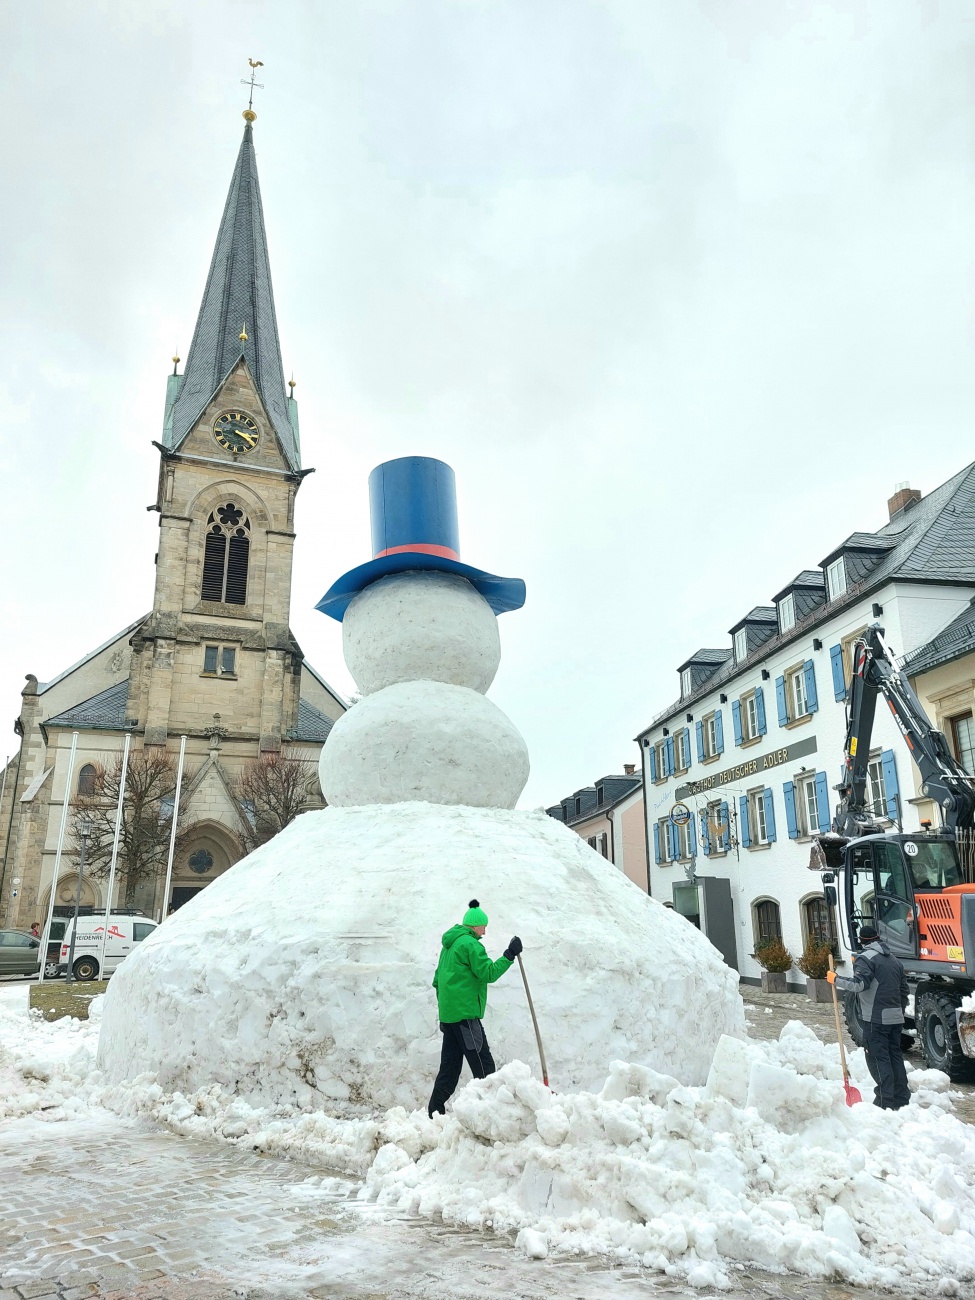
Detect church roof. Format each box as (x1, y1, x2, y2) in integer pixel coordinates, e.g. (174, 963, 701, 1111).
(287, 698, 335, 744)
(163, 124, 300, 472)
(44, 681, 130, 731)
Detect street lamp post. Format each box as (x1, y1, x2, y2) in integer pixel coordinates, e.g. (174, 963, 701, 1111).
(65, 816, 92, 984)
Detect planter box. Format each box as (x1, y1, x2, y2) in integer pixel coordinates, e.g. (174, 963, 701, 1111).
(760, 970, 788, 993)
(806, 977, 833, 1004)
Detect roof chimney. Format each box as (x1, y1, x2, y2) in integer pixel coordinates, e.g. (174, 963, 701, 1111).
(888, 481, 921, 521)
(623, 763, 635, 775)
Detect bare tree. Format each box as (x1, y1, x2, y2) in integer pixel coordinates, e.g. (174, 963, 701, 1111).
(72, 747, 189, 907)
(235, 748, 321, 852)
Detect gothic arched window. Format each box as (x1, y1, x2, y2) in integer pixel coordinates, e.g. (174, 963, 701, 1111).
(77, 764, 96, 797)
(201, 503, 251, 605)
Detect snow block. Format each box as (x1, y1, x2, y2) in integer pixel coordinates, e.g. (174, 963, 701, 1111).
(97, 803, 745, 1111)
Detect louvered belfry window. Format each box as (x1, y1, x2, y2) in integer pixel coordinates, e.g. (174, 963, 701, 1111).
(201, 503, 251, 604)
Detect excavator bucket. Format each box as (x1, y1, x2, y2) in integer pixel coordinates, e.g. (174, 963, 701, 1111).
(809, 834, 848, 873)
(958, 1007, 975, 1061)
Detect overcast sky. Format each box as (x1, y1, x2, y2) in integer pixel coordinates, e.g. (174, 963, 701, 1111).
(1, 0, 973, 808)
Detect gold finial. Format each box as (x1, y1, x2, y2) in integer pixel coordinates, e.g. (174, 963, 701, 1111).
(241, 58, 264, 122)
(288, 374, 296, 396)
(172, 352, 180, 375)
(240, 325, 249, 342)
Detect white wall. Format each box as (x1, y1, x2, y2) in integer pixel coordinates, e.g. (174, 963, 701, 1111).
(641, 580, 973, 981)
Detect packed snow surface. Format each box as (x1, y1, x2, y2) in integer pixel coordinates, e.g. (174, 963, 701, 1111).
(97, 803, 743, 1109)
(3, 986, 975, 1296)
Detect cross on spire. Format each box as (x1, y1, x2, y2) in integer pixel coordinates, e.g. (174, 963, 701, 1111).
(241, 58, 264, 118)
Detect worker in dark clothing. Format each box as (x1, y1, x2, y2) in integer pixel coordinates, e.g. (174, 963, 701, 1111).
(427, 900, 522, 1118)
(828, 923, 911, 1110)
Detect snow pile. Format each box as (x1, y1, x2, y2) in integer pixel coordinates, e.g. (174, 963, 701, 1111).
(358, 1029, 975, 1294)
(0, 988, 99, 1123)
(97, 803, 745, 1111)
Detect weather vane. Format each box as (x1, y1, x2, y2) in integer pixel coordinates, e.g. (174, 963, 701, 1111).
(241, 58, 265, 122)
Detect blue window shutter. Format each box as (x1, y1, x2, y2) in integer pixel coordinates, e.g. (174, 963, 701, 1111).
(783, 781, 798, 839)
(775, 675, 788, 727)
(653, 822, 661, 864)
(764, 788, 776, 842)
(695, 720, 705, 762)
(665, 735, 675, 776)
(648, 746, 657, 782)
(720, 800, 731, 850)
(732, 699, 743, 746)
(815, 770, 831, 833)
(668, 821, 680, 859)
(689, 817, 697, 857)
(830, 644, 846, 701)
(881, 750, 900, 821)
(803, 660, 819, 713)
(714, 709, 725, 754)
(739, 795, 751, 848)
(755, 687, 767, 735)
(700, 810, 711, 856)
(683, 727, 692, 768)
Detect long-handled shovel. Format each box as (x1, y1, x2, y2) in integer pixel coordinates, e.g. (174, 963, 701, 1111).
(828, 953, 862, 1107)
(517, 954, 549, 1088)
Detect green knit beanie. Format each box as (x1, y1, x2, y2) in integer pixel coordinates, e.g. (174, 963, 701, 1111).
(463, 898, 489, 927)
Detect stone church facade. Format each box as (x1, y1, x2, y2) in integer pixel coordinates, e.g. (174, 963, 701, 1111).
(0, 116, 345, 927)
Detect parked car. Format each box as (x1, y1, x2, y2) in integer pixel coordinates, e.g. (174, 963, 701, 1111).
(56, 914, 159, 981)
(0, 929, 42, 978)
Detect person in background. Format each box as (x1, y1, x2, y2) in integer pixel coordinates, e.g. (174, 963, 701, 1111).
(29, 921, 40, 938)
(427, 899, 522, 1118)
(828, 922, 910, 1110)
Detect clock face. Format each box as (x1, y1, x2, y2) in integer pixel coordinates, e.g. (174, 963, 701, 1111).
(213, 411, 259, 454)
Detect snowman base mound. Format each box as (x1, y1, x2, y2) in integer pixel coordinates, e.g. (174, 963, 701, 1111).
(97, 804, 745, 1112)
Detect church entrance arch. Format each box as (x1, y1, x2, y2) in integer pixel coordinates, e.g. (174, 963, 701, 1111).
(167, 821, 240, 913)
(39, 872, 101, 918)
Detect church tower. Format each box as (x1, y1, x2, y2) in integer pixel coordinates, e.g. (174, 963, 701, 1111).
(129, 113, 307, 753)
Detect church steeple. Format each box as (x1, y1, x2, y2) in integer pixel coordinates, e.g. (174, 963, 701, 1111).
(163, 121, 300, 472)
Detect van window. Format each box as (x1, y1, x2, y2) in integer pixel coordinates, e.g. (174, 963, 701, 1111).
(133, 923, 155, 942)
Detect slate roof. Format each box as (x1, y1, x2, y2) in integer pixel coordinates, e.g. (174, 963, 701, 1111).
(287, 698, 335, 744)
(820, 531, 896, 565)
(902, 601, 975, 676)
(44, 681, 130, 731)
(677, 648, 733, 671)
(164, 124, 299, 472)
(639, 459, 975, 737)
(730, 605, 777, 632)
(772, 570, 824, 601)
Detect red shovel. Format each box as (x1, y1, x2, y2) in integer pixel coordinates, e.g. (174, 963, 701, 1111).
(828, 953, 862, 1107)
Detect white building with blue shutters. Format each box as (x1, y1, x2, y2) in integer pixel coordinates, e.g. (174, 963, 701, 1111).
(636, 469, 975, 985)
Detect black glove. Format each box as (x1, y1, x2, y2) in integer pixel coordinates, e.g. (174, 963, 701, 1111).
(504, 936, 523, 960)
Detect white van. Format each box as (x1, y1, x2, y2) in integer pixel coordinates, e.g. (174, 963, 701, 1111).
(56, 913, 159, 981)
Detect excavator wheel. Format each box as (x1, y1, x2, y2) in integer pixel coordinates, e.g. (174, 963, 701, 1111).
(916, 988, 975, 1083)
(842, 991, 866, 1049)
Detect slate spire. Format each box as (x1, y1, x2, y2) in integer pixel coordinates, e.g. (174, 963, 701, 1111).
(163, 122, 300, 471)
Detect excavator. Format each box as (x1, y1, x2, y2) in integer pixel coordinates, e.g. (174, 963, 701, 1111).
(811, 623, 975, 1080)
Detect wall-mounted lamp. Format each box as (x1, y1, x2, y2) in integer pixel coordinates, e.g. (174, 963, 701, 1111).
(662, 727, 670, 736)
(642, 738, 651, 748)
(761, 669, 770, 681)
(686, 713, 693, 722)
(872, 603, 883, 617)
(813, 638, 823, 651)
(719, 693, 728, 703)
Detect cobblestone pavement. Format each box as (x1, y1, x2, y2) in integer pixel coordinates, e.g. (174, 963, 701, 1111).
(2, 984, 967, 1299)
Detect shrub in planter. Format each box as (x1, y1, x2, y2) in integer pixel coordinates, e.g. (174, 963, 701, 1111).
(754, 939, 793, 993)
(796, 937, 835, 1002)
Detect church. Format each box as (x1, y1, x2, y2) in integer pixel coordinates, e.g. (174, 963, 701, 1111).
(0, 108, 345, 928)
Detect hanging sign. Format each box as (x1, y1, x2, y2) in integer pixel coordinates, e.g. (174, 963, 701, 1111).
(670, 802, 692, 826)
(675, 735, 818, 800)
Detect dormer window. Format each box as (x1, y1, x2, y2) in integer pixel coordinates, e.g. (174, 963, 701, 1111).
(733, 628, 748, 662)
(778, 592, 796, 633)
(826, 557, 847, 601)
(596, 784, 605, 805)
(680, 668, 692, 697)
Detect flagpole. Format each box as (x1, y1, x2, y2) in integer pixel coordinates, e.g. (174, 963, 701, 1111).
(160, 736, 187, 921)
(98, 731, 131, 973)
(38, 731, 79, 983)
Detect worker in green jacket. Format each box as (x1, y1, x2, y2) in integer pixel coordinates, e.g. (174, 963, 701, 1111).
(427, 899, 522, 1118)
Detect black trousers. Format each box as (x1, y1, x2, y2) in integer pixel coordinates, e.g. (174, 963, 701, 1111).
(428, 1019, 496, 1115)
(863, 1021, 910, 1110)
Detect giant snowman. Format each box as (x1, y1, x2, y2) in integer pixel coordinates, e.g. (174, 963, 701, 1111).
(99, 457, 745, 1112)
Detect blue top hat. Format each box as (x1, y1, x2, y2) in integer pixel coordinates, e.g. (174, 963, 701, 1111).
(315, 456, 526, 621)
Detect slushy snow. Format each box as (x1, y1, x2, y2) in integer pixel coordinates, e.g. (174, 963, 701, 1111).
(97, 802, 745, 1110)
(4, 989, 975, 1296)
